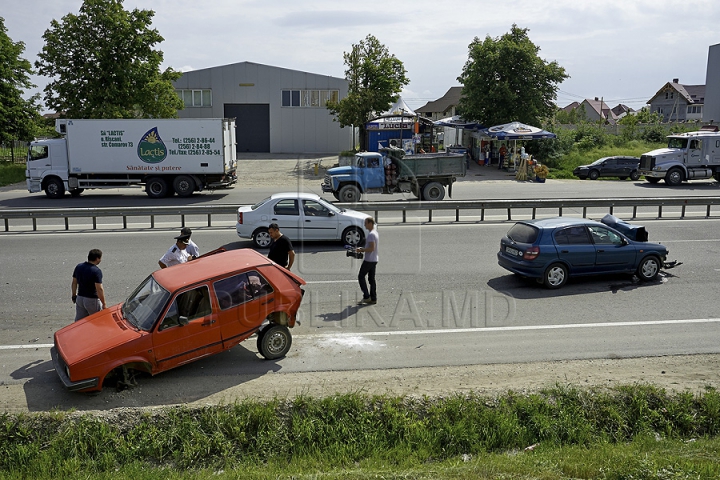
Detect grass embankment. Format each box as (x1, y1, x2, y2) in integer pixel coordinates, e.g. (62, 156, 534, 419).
(548, 140, 662, 180)
(0, 162, 25, 187)
(2, 385, 719, 479)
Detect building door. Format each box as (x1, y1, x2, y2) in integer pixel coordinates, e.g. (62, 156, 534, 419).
(224, 104, 270, 153)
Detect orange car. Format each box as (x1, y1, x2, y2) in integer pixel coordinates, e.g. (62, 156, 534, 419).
(51, 249, 306, 392)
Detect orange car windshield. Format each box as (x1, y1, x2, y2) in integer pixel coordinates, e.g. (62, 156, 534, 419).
(122, 275, 171, 331)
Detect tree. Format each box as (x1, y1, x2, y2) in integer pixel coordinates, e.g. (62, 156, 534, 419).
(35, 0, 183, 119)
(457, 25, 568, 127)
(554, 104, 587, 125)
(0, 16, 43, 143)
(327, 34, 409, 150)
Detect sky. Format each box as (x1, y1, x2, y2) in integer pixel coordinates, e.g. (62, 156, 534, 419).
(3, 0, 719, 113)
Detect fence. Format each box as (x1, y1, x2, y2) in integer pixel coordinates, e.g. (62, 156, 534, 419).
(0, 141, 28, 164)
(2, 197, 720, 233)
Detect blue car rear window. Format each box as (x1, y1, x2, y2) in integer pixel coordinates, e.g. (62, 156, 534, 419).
(506, 223, 538, 243)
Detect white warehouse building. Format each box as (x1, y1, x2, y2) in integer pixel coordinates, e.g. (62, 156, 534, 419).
(173, 61, 353, 154)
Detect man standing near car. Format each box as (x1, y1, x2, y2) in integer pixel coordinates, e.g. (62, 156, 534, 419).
(71, 248, 106, 321)
(158, 233, 192, 269)
(267, 223, 295, 270)
(357, 217, 378, 304)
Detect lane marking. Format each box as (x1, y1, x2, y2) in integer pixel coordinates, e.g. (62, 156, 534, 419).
(3, 318, 718, 350)
(295, 318, 720, 339)
(0, 344, 53, 350)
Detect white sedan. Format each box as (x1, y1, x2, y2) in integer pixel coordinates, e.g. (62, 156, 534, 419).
(236, 192, 369, 248)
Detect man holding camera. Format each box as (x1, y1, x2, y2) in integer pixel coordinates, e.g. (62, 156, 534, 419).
(357, 217, 378, 304)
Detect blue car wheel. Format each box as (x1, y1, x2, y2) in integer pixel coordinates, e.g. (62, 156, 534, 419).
(637, 256, 660, 281)
(544, 263, 568, 289)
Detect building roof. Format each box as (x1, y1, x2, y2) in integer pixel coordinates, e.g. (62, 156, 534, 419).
(581, 98, 618, 124)
(647, 79, 705, 105)
(416, 87, 462, 114)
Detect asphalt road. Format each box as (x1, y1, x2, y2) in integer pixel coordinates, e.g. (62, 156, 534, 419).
(1, 219, 719, 410)
(2, 160, 720, 210)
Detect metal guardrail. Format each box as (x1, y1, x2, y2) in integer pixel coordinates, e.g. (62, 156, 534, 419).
(2, 197, 720, 232)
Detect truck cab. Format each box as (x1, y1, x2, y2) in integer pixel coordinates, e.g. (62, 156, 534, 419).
(26, 138, 72, 198)
(322, 152, 385, 202)
(639, 125, 720, 185)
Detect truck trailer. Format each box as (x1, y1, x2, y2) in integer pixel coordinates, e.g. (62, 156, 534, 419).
(639, 124, 720, 186)
(322, 147, 466, 202)
(26, 118, 237, 198)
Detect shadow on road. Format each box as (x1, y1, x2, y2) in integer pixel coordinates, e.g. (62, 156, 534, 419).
(11, 345, 284, 412)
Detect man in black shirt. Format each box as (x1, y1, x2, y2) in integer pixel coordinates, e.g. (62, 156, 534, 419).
(267, 223, 295, 270)
(71, 248, 106, 321)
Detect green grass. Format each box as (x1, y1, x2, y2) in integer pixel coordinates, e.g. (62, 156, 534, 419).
(548, 140, 663, 180)
(2, 385, 720, 478)
(0, 162, 26, 187)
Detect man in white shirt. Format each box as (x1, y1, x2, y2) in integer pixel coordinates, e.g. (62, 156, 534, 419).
(158, 234, 191, 269)
(357, 217, 378, 304)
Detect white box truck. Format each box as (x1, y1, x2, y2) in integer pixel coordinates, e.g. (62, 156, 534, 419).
(26, 118, 237, 198)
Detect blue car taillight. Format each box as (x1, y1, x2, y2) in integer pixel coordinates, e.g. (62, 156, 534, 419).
(523, 246, 540, 260)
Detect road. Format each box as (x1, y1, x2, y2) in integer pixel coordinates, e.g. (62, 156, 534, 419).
(1, 219, 719, 411)
(2, 158, 720, 209)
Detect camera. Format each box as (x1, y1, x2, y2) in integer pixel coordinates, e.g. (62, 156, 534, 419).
(345, 246, 363, 259)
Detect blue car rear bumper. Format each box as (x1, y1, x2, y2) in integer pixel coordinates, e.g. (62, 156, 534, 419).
(497, 252, 545, 278)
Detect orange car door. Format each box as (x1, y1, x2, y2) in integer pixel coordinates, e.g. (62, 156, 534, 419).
(152, 285, 223, 372)
(213, 271, 276, 348)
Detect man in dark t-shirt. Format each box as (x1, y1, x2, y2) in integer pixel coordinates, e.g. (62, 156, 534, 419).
(71, 248, 106, 321)
(267, 223, 295, 269)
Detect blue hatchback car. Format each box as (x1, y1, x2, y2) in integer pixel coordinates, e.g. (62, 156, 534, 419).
(497, 216, 669, 288)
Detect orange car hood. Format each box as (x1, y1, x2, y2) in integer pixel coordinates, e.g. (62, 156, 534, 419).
(55, 304, 143, 366)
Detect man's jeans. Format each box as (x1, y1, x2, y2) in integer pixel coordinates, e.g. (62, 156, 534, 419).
(75, 295, 102, 321)
(358, 261, 377, 300)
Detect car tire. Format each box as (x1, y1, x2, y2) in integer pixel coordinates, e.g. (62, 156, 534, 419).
(333, 192, 340, 201)
(256, 325, 267, 352)
(630, 170, 641, 181)
(543, 263, 568, 289)
(253, 228, 272, 248)
(588, 170, 600, 180)
(637, 256, 661, 281)
(646, 177, 661, 184)
(173, 175, 195, 197)
(422, 182, 445, 201)
(44, 177, 65, 198)
(338, 185, 361, 203)
(145, 177, 169, 198)
(258, 324, 292, 360)
(665, 168, 684, 186)
(342, 226, 365, 246)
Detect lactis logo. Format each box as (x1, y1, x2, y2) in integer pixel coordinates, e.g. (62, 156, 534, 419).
(137, 127, 167, 164)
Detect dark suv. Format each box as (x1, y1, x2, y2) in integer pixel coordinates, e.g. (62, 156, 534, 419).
(573, 156, 641, 180)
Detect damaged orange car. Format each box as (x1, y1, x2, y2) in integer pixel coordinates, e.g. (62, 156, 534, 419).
(51, 249, 306, 392)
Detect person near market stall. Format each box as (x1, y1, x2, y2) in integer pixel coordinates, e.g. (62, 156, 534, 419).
(498, 144, 507, 169)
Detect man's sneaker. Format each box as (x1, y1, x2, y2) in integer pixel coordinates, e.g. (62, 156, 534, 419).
(363, 298, 377, 304)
